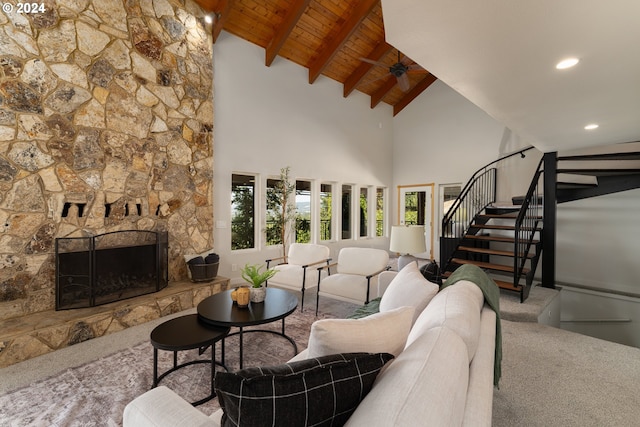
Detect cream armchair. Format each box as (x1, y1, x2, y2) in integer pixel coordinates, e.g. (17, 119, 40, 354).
(315, 247, 390, 315)
(265, 243, 331, 311)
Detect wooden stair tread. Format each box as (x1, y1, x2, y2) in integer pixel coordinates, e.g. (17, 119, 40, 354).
(493, 278, 523, 292)
(556, 168, 640, 177)
(465, 234, 516, 243)
(478, 213, 542, 220)
(451, 258, 530, 274)
(559, 152, 640, 161)
(458, 246, 534, 258)
(470, 224, 541, 231)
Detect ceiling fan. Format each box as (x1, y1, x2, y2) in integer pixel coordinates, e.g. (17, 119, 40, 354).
(360, 51, 428, 92)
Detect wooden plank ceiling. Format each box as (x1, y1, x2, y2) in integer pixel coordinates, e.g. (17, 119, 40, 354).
(194, 0, 437, 116)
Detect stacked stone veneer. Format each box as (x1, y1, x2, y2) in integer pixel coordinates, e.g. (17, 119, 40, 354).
(0, 0, 214, 326)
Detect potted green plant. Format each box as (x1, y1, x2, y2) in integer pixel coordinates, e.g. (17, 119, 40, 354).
(241, 263, 277, 303)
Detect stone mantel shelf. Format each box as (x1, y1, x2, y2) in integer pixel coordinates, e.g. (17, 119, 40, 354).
(0, 277, 230, 369)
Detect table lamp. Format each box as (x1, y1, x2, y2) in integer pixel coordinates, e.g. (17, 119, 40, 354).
(389, 225, 426, 270)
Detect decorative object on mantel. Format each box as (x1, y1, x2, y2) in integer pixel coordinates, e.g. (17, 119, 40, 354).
(241, 263, 278, 303)
(185, 252, 220, 282)
(389, 225, 427, 271)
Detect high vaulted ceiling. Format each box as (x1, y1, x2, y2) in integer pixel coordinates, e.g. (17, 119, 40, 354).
(193, 0, 437, 116)
(382, 0, 640, 152)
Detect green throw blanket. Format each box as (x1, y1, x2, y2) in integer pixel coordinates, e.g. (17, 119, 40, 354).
(347, 297, 381, 319)
(442, 264, 502, 387)
(348, 265, 502, 387)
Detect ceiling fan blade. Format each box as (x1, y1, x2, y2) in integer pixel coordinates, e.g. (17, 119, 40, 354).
(359, 57, 389, 68)
(364, 72, 393, 86)
(397, 72, 411, 92)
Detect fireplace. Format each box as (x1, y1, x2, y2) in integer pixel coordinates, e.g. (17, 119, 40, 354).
(55, 230, 168, 310)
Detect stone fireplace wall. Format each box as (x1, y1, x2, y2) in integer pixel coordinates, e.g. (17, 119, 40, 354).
(0, 0, 214, 321)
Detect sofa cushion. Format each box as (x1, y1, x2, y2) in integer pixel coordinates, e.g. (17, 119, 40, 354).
(307, 306, 414, 358)
(379, 261, 438, 324)
(336, 247, 389, 276)
(406, 280, 484, 361)
(345, 327, 470, 427)
(214, 352, 394, 427)
(286, 243, 330, 266)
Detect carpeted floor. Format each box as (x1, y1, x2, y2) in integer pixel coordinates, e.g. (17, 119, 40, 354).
(2, 291, 640, 426)
(0, 300, 357, 427)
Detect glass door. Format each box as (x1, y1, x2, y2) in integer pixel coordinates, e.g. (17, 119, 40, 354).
(398, 184, 434, 259)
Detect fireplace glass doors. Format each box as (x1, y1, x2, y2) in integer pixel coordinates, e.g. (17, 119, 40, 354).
(55, 230, 168, 310)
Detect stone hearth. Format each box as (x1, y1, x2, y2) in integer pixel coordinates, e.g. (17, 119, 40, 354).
(0, 276, 229, 368)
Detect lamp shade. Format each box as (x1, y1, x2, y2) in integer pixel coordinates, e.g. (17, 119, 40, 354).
(389, 225, 426, 255)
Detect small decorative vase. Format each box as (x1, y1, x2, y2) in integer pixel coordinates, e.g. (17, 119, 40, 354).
(250, 285, 267, 303)
(236, 286, 250, 308)
(230, 288, 238, 303)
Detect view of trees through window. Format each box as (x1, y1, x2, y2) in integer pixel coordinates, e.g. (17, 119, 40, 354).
(320, 183, 332, 240)
(341, 185, 352, 239)
(359, 188, 368, 237)
(295, 180, 311, 243)
(265, 178, 282, 246)
(231, 174, 385, 249)
(231, 174, 255, 250)
(403, 191, 425, 225)
(376, 187, 384, 237)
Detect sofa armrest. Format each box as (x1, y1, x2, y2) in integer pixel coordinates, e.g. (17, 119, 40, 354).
(123, 386, 216, 427)
(462, 306, 496, 427)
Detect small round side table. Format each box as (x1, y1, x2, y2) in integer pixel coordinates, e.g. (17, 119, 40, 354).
(150, 314, 230, 406)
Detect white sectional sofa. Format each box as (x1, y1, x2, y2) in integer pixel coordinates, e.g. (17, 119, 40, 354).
(124, 263, 499, 427)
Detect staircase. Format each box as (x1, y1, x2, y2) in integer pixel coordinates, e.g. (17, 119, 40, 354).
(441, 146, 640, 302)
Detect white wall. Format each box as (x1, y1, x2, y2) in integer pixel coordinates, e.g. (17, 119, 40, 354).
(392, 80, 532, 261)
(390, 79, 640, 347)
(211, 32, 640, 347)
(213, 33, 393, 283)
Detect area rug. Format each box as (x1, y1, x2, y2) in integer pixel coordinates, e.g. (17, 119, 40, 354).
(0, 307, 345, 427)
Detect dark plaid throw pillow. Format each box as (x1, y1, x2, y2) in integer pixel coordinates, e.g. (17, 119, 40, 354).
(214, 352, 394, 427)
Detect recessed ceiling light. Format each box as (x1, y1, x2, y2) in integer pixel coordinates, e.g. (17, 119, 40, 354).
(584, 124, 599, 130)
(556, 58, 580, 70)
(204, 14, 213, 24)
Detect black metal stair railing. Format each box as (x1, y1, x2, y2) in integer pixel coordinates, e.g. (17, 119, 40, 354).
(513, 158, 544, 298)
(441, 167, 496, 270)
(441, 147, 536, 271)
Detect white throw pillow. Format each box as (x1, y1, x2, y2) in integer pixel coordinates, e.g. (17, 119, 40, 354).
(379, 261, 439, 324)
(306, 306, 415, 358)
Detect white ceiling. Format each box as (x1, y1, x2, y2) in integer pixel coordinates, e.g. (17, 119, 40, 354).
(382, 0, 640, 152)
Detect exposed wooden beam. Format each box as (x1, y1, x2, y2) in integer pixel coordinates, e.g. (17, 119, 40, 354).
(266, 0, 310, 66)
(308, 0, 379, 84)
(393, 74, 438, 116)
(370, 77, 396, 108)
(343, 41, 393, 97)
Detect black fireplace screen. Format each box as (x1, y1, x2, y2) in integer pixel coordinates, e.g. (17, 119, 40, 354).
(55, 230, 168, 310)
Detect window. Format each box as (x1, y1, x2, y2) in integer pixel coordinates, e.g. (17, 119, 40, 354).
(266, 178, 282, 246)
(341, 185, 352, 239)
(295, 180, 312, 243)
(376, 187, 385, 237)
(231, 174, 255, 250)
(320, 183, 332, 241)
(359, 187, 368, 237)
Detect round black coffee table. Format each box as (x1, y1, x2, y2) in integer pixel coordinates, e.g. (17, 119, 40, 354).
(150, 314, 230, 406)
(197, 288, 298, 369)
